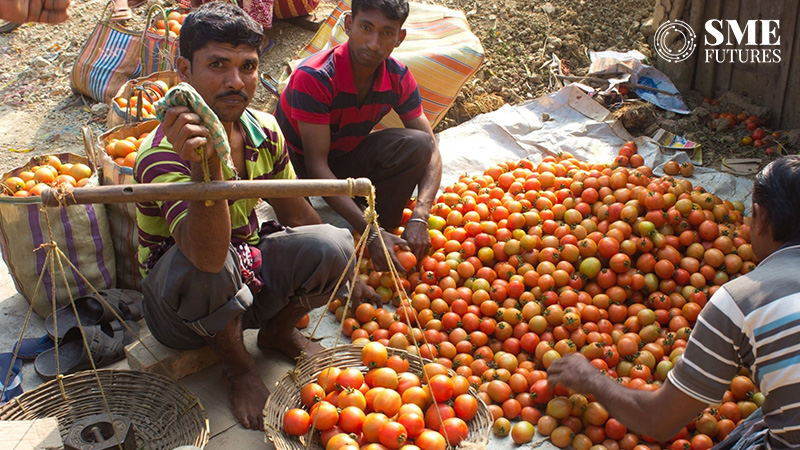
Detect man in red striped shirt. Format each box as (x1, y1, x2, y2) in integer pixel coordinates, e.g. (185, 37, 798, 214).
(276, 0, 441, 269)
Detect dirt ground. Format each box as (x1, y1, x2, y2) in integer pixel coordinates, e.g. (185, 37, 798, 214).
(0, 0, 793, 179)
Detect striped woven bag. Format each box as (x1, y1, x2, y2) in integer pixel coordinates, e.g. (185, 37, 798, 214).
(70, 1, 142, 103)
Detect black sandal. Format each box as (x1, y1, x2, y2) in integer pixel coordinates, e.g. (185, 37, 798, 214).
(34, 320, 139, 380)
(45, 289, 144, 341)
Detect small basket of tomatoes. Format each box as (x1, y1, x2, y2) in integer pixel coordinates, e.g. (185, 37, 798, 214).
(264, 342, 492, 450)
(107, 70, 179, 128)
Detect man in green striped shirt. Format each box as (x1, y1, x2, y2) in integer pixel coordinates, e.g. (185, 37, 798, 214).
(134, 2, 379, 431)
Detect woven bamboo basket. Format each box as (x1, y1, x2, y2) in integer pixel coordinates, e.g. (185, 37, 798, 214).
(0, 369, 209, 449)
(264, 344, 492, 450)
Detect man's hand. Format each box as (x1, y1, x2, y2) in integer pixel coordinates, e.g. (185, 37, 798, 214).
(160, 106, 215, 164)
(401, 219, 430, 262)
(0, 0, 70, 24)
(547, 353, 600, 394)
(351, 276, 383, 308)
(368, 229, 409, 272)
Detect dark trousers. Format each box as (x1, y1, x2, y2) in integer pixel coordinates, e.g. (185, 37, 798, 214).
(290, 128, 434, 228)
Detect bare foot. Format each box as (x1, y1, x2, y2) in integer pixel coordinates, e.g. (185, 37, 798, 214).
(222, 368, 270, 430)
(257, 327, 324, 360)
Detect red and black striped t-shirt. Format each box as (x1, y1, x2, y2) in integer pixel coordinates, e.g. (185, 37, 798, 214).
(275, 40, 423, 155)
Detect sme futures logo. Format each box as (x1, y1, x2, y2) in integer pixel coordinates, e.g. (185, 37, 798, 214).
(654, 19, 781, 64)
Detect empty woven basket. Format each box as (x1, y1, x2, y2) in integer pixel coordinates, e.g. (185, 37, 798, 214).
(0, 369, 209, 449)
(263, 344, 492, 450)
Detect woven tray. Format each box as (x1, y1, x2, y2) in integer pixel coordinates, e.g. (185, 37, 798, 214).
(264, 344, 492, 450)
(0, 369, 209, 449)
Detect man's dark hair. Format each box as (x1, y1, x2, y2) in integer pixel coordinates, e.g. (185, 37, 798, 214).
(179, 1, 263, 63)
(351, 0, 409, 24)
(753, 154, 800, 242)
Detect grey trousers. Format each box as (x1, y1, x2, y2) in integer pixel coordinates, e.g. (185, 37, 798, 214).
(141, 224, 353, 350)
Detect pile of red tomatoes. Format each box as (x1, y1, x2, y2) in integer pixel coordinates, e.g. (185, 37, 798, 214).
(325, 145, 761, 450)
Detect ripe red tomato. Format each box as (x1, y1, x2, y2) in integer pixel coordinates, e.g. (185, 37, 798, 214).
(453, 394, 478, 420)
(301, 383, 326, 408)
(439, 417, 469, 446)
(283, 408, 310, 436)
(415, 430, 447, 450)
(338, 406, 366, 434)
(425, 403, 456, 430)
(378, 420, 408, 450)
(397, 412, 425, 438)
(427, 374, 455, 402)
(310, 401, 339, 431)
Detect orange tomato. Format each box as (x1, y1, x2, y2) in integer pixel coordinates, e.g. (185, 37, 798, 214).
(123, 152, 137, 168)
(69, 163, 93, 181)
(33, 167, 56, 184)
(3, 176, 25, 192)
(43, 155, 62, 172)
(55, 174, 77, 187)
(115, 139, 137, 158)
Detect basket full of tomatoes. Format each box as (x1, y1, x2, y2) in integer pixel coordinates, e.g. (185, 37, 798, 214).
(264, 342, 492, 450)
(107, 70, 178, 128)
(1, 153, 97, 200)
(0, 152, 115, 319)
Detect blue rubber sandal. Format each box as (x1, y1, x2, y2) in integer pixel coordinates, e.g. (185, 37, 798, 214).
(0, 352, 23, 404)
(12, 335, 55, 360)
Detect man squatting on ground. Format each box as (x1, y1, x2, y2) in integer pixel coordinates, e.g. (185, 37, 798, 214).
(275, 0, 442, 270)
(549, 155, 800, 450)
(134, 2, 380, 430)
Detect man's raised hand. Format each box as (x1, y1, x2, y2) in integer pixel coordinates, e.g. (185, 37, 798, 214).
(160, 106, 215, 164)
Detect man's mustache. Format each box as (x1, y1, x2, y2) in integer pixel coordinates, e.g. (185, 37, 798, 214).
(215, 91, 249, 101)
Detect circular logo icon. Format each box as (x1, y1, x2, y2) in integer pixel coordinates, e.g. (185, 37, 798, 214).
(654, 20, 697, 62)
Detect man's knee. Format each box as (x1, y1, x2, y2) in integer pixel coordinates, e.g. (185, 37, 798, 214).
(402, 129, 435, 165)
(142, 245, 250, 348)
(301, 224, 353, 274)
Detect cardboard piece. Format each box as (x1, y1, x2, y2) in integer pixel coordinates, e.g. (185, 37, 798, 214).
(0, 418, 63, 450)
(652, 128, 704, 165)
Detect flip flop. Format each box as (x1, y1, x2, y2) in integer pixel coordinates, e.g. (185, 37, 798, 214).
(110, 7, 133, 22)
(260, 38, 276, 57)
(0, 353, 23, 404)
(45, 289, 143, 341)
(12, 335, 55, 360)
(34, 320, 139, 380)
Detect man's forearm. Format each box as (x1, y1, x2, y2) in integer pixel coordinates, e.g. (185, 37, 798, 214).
(175, 158, 232, 272)
(411, 145, 442, 220)
(577, 371, 691, 442)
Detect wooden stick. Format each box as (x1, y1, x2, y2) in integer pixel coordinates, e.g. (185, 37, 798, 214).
(40, 178, 373, 207)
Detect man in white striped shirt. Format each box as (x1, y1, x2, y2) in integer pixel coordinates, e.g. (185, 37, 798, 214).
(549, 155, 800, 449)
